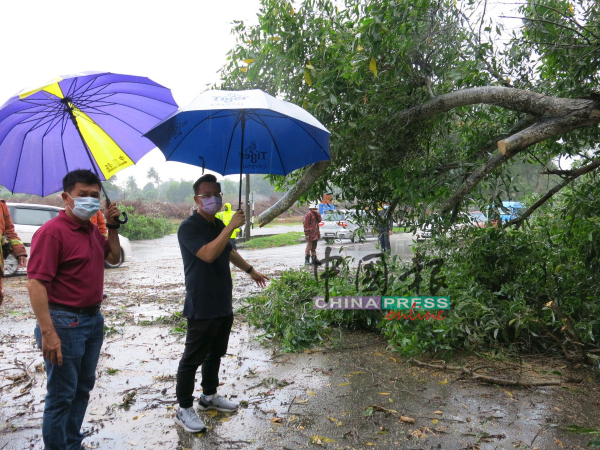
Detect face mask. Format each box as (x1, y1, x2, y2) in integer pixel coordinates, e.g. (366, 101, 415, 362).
(199, 196, 223, 215)
(68, 194, 100, 221)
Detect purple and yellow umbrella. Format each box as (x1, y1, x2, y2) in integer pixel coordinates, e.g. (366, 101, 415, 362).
(0, 72, 178, 209)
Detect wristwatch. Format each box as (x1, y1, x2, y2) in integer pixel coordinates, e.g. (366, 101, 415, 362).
(245, 265, 253, 274)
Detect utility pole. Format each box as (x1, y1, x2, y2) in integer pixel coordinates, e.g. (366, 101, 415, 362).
(245, 174, 251, 241)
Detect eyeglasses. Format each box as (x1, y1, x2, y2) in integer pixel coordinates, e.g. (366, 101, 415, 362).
(196, 192, 223, 199)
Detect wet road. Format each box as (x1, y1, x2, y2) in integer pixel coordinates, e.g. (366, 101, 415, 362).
(1, 234, 600, 449)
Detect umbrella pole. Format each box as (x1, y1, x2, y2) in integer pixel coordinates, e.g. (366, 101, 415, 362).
(238, 111, 246, 211)
(66, 106, 128, 224)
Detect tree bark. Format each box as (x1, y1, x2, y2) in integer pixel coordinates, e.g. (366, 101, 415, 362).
(397, 86, 596, 127)
(442, 113, 600, 214)
(258, 160, 331, 226)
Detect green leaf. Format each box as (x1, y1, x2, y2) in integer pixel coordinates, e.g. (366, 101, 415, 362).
(565, 425, 600, 434)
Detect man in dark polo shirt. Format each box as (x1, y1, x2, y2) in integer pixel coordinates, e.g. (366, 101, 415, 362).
(27, 169, 121, 450)
(174, 174, 269, 433)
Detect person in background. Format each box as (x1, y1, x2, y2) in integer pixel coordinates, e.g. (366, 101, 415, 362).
(0, 199, 27, 306)
(216, 202, 241, 250)
(303, 203, 322, 265)
(377, 203, 393, 254)
(27, 169, 121, 450)
(90, 210, 108, 238)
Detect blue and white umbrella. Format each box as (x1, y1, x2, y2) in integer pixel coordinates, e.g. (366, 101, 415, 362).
(144, 89, 330, 208)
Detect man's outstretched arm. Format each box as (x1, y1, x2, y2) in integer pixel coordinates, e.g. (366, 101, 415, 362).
(229, 250, 270, 287)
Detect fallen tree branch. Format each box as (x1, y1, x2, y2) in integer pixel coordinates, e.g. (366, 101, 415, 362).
(258, 160, 331, 227)
(497, 115, 600, 156)
(409, 359, 563, 386)
(441, 113, 600, 214)
(505, 158, 600, 228)
(397, 86, 595, 126)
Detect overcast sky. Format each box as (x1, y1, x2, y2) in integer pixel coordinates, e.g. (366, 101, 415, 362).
(0, 0, 260, 188)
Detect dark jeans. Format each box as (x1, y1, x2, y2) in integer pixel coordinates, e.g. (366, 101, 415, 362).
(176, 314, 234, 408)
(229, 238, 237, 250)
(34, 310, 104, 450)
(379, 232, 391, 252)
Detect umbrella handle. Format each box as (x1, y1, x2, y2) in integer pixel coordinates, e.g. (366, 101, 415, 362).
(103, 189, 128, 225)
(115, 211, 129, 225)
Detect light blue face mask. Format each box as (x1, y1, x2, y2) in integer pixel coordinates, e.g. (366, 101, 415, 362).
(68, 194, 100, 221)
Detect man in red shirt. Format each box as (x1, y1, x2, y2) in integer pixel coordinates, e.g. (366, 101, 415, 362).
(27, 169, 121, 450)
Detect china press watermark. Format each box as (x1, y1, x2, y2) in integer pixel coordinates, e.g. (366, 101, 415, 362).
(312, 296, 450, 321)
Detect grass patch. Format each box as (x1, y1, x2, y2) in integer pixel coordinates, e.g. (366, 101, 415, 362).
(262, 221, 303, 228)
(393, 226, 410, 233)
(241, 232, 304, 249)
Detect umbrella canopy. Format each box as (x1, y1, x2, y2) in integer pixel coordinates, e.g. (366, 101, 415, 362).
(0, 71, 178, 196)
(144, 89, 330, 206)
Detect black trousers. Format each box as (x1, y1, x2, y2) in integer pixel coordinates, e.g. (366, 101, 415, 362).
(176, 314, 234, 408)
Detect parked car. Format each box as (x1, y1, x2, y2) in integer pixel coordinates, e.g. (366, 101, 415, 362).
(318, 210, 357, 243)
(468, 211, 487, 227)
(414, 212, 484, 241)
(318, 209, 377, 244)
(3, 203, 132, 276)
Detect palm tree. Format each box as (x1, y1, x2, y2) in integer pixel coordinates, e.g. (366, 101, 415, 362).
(147, 167, 161, 187)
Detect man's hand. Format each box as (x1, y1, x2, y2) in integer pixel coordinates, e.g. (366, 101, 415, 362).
(249, 269, 270, 287)
(104, 201, 121, 226)
(230, 210, 246, 229)
(17, 256, 27, 268)
(42, 330, 63, 365)
(388, 230, 393, 236)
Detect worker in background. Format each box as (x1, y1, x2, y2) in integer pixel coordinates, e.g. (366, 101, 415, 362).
(1, 199, 27, 306)
(216, 203, 241, 250)
(90, 210, 108, 238)
(303, 203, 322, 265)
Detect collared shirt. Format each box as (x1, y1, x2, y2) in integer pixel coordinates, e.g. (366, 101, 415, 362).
(178, 211, 233, 320)
(27, 210, 111, 307)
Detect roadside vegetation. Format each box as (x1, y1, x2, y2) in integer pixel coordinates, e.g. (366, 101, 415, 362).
(239, 231, 304, 249)
(118, 206, 176, 241)
(247, 175, 600, 370)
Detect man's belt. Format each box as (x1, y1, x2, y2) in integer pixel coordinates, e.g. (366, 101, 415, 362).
(48, 302, 101, 315)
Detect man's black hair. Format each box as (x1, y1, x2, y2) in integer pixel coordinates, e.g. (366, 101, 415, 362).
(193, 174, 218, 195)
(62, 169, 102, 193)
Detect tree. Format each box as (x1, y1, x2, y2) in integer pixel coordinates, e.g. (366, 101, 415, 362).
(124, 176, 140, 199)
(220, 0, 600, 226)
(142, 182, 157, 200)
(147, 167, 161, 187)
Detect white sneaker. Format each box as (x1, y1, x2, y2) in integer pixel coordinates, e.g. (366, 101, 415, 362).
(198, 394, 239, 412)
(174, 406, 207, 433)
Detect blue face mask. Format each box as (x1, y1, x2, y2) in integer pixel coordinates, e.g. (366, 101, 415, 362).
(68, 194, 100, 221)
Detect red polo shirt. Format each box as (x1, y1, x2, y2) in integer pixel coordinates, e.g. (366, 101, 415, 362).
(28, 211, 111, 308)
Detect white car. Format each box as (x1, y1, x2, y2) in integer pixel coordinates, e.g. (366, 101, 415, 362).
(414, 212, 485, 241)
(319, 210, 371, 244)
(4, 203, 132, 276)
